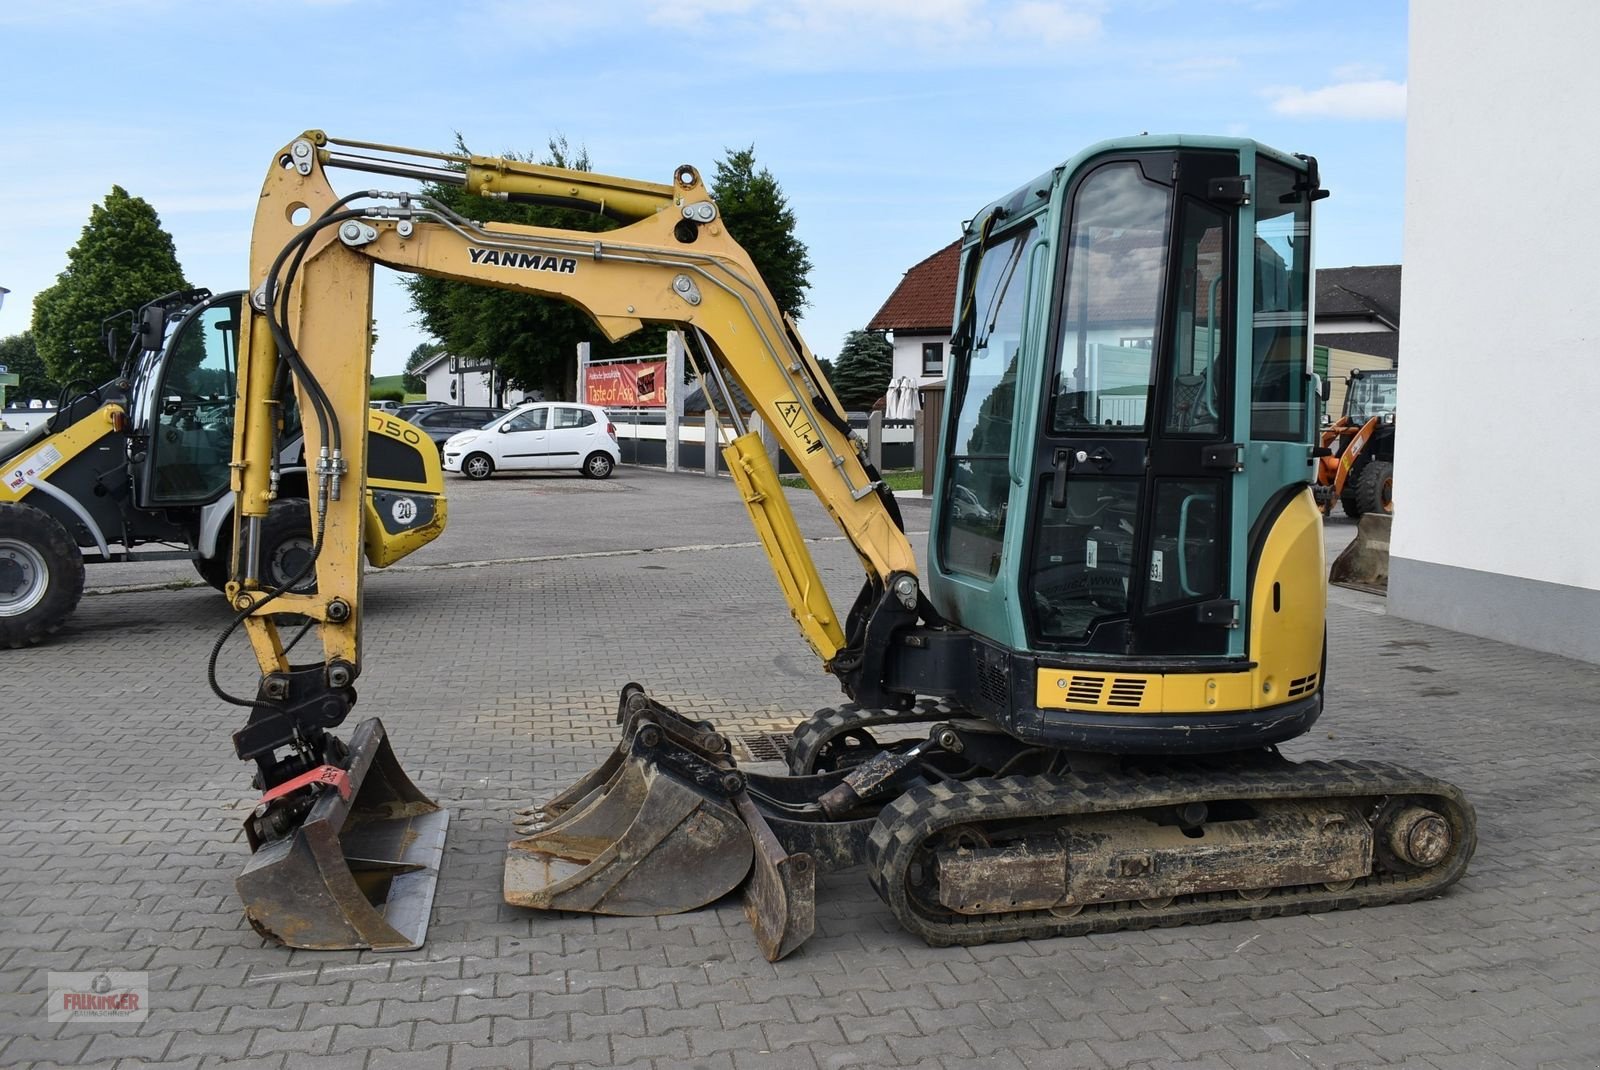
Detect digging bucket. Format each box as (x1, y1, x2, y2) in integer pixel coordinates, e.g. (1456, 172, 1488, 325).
(236, 718, 449, 951)
(504, 714, 754, 916)
(1331, 512, 1391, 593)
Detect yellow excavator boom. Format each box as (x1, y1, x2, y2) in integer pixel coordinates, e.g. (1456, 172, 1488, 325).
(224, 130, 921, 951)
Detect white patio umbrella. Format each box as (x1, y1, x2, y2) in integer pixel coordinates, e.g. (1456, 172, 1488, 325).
(887, 377, 920, 421)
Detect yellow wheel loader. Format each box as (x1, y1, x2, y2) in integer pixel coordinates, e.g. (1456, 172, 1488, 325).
(220, 131, 1474, 956)
(0, 288, 446, 648)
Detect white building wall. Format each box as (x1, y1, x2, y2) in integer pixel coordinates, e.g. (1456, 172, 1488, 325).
(420, 362, 528, 407)
(1319, 322, 1390, 334)
(1389, 0, 1600, 661)
(889, 332, 950, 385)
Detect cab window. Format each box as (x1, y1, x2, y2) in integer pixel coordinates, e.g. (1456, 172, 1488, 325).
(1250, 159, 1312, 440)
(147, 300, 239, 504)
(555, 407, 594, 429)
(504, 408, 547, 432)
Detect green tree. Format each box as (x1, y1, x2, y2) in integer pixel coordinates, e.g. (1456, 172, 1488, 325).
(827, 330, 893, 409)
(0, 332, 59, 403)
(404, 135, 666, 400)
(32, 186, 188, 386)
(404, 340, 442, 394)
(710, 146, 813, 317)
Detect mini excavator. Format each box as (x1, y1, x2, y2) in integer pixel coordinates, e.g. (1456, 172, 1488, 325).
(221, 131, 1474, 956)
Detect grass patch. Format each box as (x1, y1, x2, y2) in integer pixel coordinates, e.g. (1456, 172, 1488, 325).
(370, 373, 418, 399)
(780, 469, 925, 493)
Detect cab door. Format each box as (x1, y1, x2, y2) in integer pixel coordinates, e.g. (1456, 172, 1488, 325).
(1024, 151, 1244, 657)
(136, 293, 242, 508)
(495, 406, 550, 470)
(549, 406, 599, 470)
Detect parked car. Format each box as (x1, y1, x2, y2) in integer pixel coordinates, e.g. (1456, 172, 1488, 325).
(394, 401, 448, 422)
(442, 402, 620, 480)
(408, 405, 508, 449)
(370, 399, 402, 413)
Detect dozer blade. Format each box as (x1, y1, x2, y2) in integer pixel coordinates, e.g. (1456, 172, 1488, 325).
(1331, 512, 1391, 593)
(736, 793, 815, 962)
(505, 723, 753, 914)
(237, 718, 449, 951)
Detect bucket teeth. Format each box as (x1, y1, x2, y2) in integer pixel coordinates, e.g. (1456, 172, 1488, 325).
(236, 718, 449, 952)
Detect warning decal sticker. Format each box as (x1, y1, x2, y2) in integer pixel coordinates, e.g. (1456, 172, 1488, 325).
(5, 443, 62, 494)
(774, 398, 824, 455)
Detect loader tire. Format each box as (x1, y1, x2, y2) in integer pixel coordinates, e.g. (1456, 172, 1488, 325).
(1339, 461, 1365, 519)
(195, 533, 231, 592)
(259, 498, 318, 594)
(1355, 460, 1394, 516)
(0, 501, 85, 648)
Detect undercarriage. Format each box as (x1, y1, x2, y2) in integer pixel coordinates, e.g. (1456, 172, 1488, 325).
(503, 687, 1476, 959)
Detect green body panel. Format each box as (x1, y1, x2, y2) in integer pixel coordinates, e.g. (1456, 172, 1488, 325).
(925, 135, 1316, 660)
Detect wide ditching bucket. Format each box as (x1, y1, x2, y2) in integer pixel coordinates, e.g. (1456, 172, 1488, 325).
(505, 687, 815, 959)
(236, 718, 450, 951)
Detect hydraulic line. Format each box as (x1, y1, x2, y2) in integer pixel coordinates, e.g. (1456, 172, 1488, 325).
(207, 195, 376, 709)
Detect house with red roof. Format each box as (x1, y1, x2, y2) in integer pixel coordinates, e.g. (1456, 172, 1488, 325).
(866, 240, 960, 387)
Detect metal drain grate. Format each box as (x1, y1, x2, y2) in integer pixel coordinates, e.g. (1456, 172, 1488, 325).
(734, 732, 792, 763)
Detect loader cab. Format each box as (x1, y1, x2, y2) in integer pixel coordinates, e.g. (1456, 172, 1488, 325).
(1343, 368, 1397, 424)
(130, 290, 249, 509)
(932, 138, 1322, 681)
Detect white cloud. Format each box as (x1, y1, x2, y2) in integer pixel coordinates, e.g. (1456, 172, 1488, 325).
(1332, 61, 1386, 82)
(1268, 79, 1406, 121)
(1009, 1, 1100, 45)
(647, 0, 757, 27)
(633, 0, 1101, 64)
(1165, 55, 1239, 79)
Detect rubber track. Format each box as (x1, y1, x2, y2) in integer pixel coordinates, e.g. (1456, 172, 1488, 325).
(788, 699, 954, 775)
(866, 759, 1477, 947)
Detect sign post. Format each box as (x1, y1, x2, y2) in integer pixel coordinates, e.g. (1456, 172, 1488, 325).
(664, 332, 683, 473)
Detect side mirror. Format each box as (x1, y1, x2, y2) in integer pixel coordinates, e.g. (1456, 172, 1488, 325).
(1309, 372, 1330, 403)
(139, 305, 168, 349)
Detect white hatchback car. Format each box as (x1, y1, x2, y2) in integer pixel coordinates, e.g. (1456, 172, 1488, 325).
(441, 402, 621, 480)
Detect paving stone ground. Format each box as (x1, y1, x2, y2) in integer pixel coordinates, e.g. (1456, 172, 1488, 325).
(2, 469, 1597, 1070)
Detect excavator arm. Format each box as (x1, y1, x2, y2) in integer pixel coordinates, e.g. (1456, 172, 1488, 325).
(225, 131, 926, 952)
(232, 131, 920, 693)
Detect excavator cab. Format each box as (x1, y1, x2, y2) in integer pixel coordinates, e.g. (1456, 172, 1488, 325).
(924, 141, 1328, 750)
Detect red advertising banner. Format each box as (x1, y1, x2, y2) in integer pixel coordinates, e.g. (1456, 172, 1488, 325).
(585, 360, 667, 408)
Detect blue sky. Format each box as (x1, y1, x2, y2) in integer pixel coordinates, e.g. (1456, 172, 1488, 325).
(0, 0, 1408, 377)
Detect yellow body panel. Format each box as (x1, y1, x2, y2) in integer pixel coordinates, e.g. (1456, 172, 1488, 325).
(1035, 668, 1257, 715)
(1246, 487, 1327, 704)
(1, 406, 122, 504)
(1035, 489, 1326, 717)
(361, 410, 447, 568)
